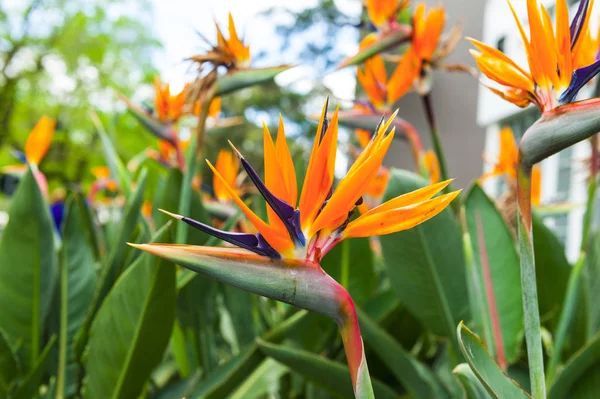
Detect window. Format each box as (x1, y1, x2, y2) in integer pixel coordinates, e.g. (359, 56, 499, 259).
(501, 108, 542, 141)
(545, 213, 569, 246)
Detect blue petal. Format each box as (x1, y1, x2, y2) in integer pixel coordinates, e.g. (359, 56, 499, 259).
(237, 155, 305, 245)
(179, 215, 280, 258)
(570, 0, 590, 49)
(560, 59, 600, 103)
(11, 149, 27, 164)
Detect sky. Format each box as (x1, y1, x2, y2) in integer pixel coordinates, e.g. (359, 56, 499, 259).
(150, 0, 362, 104)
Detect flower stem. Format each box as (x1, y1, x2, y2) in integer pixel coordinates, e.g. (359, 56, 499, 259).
(516, 161, 546, 399)
(336, 286, 375, 398)
(421, 93, 460, 214)
(421, 93, 449, 183)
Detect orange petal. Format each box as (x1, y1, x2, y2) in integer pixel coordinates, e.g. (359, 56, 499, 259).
(91, 166, 111, 179)
(298, 104, 339, 231)
(360, 179, 452, 218)
(310, 128, 394, 235)
(555, 0, 572, 89)
(344, 190, 460, 238)
(423, 150, 440, 184)
(498, 127, 518, 179)
(415, 6, 445, 61)
(387, 48, 421, 104)
(468, 40, 534, 92)
(213, 150, 239, 202)
(572, 0, 597, 69)
(526, 0, 557, 88)
(367, 0, 398, 27)
(25, 116, 56, 165)
(207, 159, 293, 255)
(209, 97, 222, 119)
(275, 116, 298, 206)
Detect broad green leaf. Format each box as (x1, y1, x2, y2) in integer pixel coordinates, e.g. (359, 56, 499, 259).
(338, 29, 411, 69)
(532, 211, 570, 327)
(549, 332, 600, 399)
(12, 336, 56, 399)
(380, 169, 469, 340)
(228, 358, 288, 399)
(357, 307, 448, 398)
(91, 112, 132, 196)
(464, 184, 523, 363)
(586, 231, 600, 336)
(0, 167, 56, 369)
(221, 284, 257, 348)
(454, 363, 492, 399)
(215, 66, 292, 96)
(0, 329, 19, 395)
(56, 197, 97, 398)
(74, 169, 148, 359)
(457, 323, 531, 399)
(84, 240, 176, 399)
(321, 238, 376, 305)
(257, 339, 398, 399)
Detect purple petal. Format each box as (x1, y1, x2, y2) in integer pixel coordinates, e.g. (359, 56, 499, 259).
(570, 0, 590, 49)
(11, 149, 27, 164)
(180, 215, 281, 258)
(560, 59, 600, 103)
(237, 156, 305, 245)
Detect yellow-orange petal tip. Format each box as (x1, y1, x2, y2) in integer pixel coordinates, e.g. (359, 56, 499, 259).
(158, 209, 183, 220)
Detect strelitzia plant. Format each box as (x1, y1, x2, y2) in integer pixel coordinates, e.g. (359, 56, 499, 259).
(2, 115, 56, 198)
(469, 1, 600, 397)
(130, 101, 460, 398)
(119, 77, 188, 171)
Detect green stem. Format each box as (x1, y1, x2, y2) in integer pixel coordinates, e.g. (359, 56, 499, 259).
(516, 162, 546, 399)
(421, 93, 450, 183)
(421, 93, 460, 215)
(546, 252, 585, 383)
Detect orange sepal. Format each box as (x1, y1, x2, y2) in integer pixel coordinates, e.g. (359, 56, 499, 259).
(343, 189, 460, 238)
(25, 116, 56, 165)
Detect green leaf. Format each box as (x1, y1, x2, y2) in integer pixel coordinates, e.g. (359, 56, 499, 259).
(338, 29, 411, 68)
(549, 332, 600, 399)
(56, 197, 97, 398)
(0, 329, 19, 395)
(190, 345, 265, 399)
(357, 307, 448, 398)
(585, 231, 600, 336)
(0, 167, 56, 369)
(74, 169, 148, 359)
(321, 238, 376, 305)
(189, 312, 309, 398)
(457, 323, 531, 399)
(454, 363, 492, 399)
(84, 236, 176, 399)
(215, 66, 292, 96)
(532, 211, 570, 327)
(12, 336, 57, 399)
(257, 339, 398, 399)
(380, 169, 469, 340)
(464, 184, 523, 364)
(228, 358, 288, 399)
(91, 112, 132, 196)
